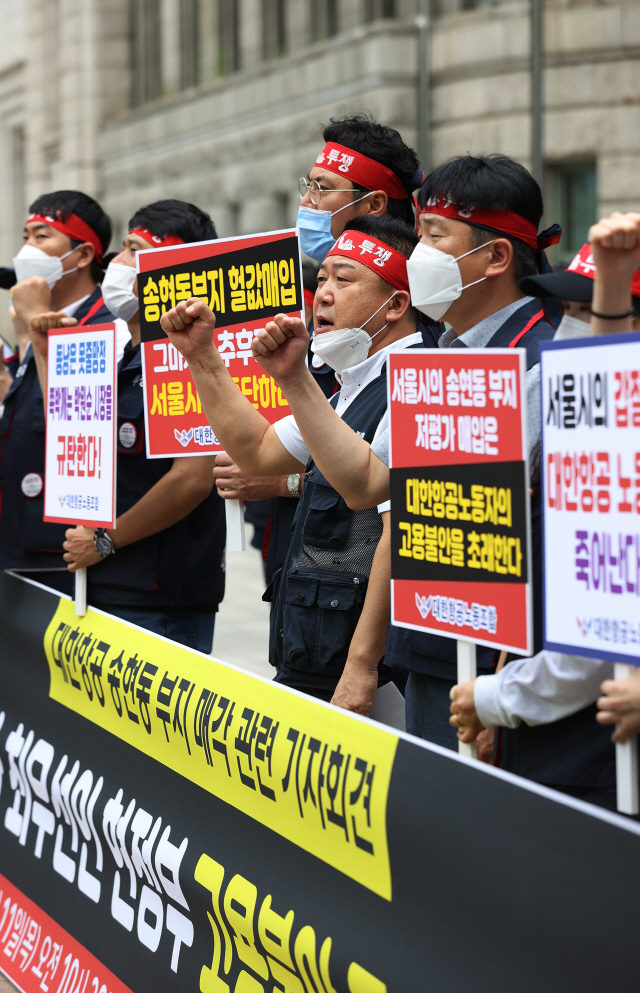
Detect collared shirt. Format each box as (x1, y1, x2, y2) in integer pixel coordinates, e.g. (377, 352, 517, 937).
(61, 293, 130, 361)
(61, 294, 91, 318)
(274, 330, 423, 466)
(474, 651, 612, 729)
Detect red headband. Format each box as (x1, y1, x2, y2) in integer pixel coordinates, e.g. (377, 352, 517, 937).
(314, 142, 409, 201)
(326, 229, 410, 293)
(27, 212, 104, 263)
(418, 199, 562, 252)
(568, 243, 640, 298)
(130, 228, 185, 249)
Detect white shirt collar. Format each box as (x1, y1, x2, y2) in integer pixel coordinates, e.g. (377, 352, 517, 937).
(439, 297, 533, 350)
(61, 293, 91, 319)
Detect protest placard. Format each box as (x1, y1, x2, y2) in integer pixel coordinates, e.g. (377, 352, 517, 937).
(541, 332, 640, 813)
(541, 332, 640, 663)
(388, 348, 532, 656)
(43, 324, 117, 530)
(136, 229, 303, 459)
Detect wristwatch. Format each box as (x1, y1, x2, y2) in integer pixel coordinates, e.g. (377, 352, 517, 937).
(93, 528, 116, 558)
(285, 473, 302, 498)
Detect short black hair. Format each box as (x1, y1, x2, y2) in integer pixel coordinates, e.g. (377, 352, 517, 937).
(322, 113, 419, 226)
(28, 190, 112, 284)
(343, 214, 418, 260)
(127, 199, 217, 245)
(419, 154, 543, 282)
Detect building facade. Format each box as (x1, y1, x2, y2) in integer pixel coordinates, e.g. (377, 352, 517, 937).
(0, 0, 638, 337)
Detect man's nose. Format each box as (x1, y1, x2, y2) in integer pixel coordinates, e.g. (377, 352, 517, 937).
(299, 191, 316, 210)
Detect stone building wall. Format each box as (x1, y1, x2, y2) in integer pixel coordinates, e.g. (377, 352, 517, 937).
(0, 0, 638, 339)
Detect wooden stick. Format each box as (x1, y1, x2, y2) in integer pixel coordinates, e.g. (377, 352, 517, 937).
(75, 568, 87, 617)
(457, 639, 477, 759)
(615, 662, 639, 815)
(225, 499, 246, 552)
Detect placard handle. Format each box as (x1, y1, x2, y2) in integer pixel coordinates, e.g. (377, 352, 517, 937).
(225, 499, 246, 552)
(75, 568, 87, 617)
(457, 639, 477, 759)
(615, 663, 639, 815)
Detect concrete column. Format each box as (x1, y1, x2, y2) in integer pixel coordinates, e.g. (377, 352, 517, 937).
(340, 0, 362, 33)
(240, 0, 261, 69)
(161, 0, 181, 95)
(199, 0, 218, 81)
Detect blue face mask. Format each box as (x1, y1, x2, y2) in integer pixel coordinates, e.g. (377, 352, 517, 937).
(296, 192, 373, 263)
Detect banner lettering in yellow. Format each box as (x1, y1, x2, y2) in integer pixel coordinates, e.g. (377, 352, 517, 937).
(44, 599, 397, 900)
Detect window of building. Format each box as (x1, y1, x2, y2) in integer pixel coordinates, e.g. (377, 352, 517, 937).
(460, 0, 497, 10)
(218, 0, 240, 76)
(180, 0, 200, 89)
(263, 0, 287, 59)
(129, 0, 162, 107)
(363, 0, 396, 21)
(310, 0, 339, 41)
(548, 161, 597, 264)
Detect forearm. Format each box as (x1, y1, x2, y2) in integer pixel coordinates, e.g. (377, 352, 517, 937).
(278, 367, 390, 507)
(345, 516, 391, 669)
(591, 271, 634, 336)
(0, 364, 12, 401)
(188, 347, 301, 475)
(109, 464, 213, 549)
(474, 651, 613, 729)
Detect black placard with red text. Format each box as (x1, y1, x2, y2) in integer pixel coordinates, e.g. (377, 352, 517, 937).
(136, 230, 303, 458)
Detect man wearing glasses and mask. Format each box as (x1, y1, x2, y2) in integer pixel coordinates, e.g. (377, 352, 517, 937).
(213, 113, 432, 584)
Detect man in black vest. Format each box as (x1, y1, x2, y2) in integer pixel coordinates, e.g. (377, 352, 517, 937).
(0, 191, 116, 594)
(59, 200, 225, 653)
(248, 155, 559, 740)
(161, 215, 420, 701)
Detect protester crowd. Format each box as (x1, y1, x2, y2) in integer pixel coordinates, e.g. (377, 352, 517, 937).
(2, 113, 640, 813)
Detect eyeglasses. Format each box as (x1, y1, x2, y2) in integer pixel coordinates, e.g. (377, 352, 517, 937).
(298, 177, 362, 206)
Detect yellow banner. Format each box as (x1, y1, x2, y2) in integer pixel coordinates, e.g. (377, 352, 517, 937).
(44, 599, 397, 900)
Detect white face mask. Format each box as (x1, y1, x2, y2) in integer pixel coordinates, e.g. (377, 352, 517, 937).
(310, 292, 397, 374)
(554, 313, 590, 341)
(101, 262, 139, 322)
(406, 239, 495, 321)
(12, 244, 79, 289)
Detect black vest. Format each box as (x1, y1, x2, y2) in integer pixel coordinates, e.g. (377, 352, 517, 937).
(87, 343, 225, 609)
(267, 353, 406, 692)
(385, 298, 554, 680)
(0, 289, 115, 571)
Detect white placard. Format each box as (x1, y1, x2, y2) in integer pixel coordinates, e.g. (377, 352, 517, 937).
(541, 332, 640, 664)
(44, 324, 117, 528)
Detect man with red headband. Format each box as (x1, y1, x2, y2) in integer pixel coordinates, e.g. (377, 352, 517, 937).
(214, 115, 431, 591)
(0, 190, 116, 592)
(55, 200, 226, 653)
(161, 215, 419, 707)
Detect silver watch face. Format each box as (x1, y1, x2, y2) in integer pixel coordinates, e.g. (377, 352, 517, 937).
(286, 473, 300, 495)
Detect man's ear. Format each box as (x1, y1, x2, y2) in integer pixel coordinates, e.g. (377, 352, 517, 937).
(364, 190, 388, 217)
(76, 243, 96, 270)
(386, 290, 411, 322)
(485, 237, 514, 278)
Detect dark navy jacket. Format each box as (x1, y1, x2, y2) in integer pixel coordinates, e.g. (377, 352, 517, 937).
(0, 288, 115, 571)
(88, 343, 226, 609)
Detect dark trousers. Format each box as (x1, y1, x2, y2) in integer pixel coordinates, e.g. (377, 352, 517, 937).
(405, 671, 458, 750)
